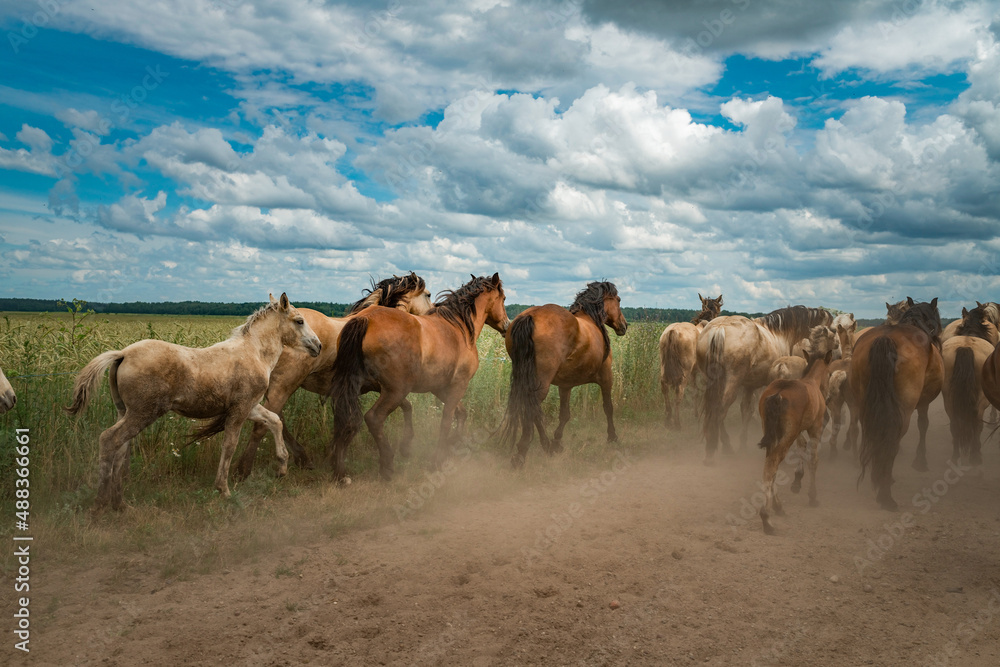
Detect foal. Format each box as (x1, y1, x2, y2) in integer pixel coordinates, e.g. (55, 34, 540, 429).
(0, 365, 15, 414)
(66, 294, 321, 510)
(757, 350, 833, 535)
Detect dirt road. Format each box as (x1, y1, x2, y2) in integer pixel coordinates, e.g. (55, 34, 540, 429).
(21, 400, 1000, 665)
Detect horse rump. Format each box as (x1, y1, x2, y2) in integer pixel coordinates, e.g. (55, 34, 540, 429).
(65, 350, 125, 415)
(757, 393, 787, 452)
(858, 336, 902, 489)
(500, 314, 543, 448)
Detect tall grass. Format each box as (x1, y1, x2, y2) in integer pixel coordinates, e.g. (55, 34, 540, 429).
(0, 311, 691, 574)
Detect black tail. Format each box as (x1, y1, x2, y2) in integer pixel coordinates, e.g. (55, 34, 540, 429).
(859, 336, 902, 488)
(329, 317, 370, 460)
(701, 328, 727, 454)
(500, 315, 542, 447)
(757, 393, 787, 452)
(661, 329, 686, 387)
(949, 346, 980, 458)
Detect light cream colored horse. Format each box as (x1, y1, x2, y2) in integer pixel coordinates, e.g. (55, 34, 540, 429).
(0, 365, 15, 414)
(825, 314, 858, 459)
(698, 306, 833, 463)
(659, 294, 723, 429)
(234, 274, 433, 479)
(66, 293, 322, 510)
(767, 325, 838, 383)
(941, 305, 996, 470)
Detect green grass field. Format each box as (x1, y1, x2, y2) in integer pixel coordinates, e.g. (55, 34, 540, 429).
(0, 309, 695, 576)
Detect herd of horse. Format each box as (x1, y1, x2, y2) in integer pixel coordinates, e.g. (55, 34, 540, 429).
(1, 272, 991, 530)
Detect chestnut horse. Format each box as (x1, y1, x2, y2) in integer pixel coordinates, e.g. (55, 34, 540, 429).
(698, 305, 833, 463)
(233, 273, 433, 479)
(757, 350, 833, 535)
(329, 274, 509, 482)
(850, 298, 943, 510)
(66, 294, 322, 510)
(0, 365, 15, 414)
(659, 294, 723, 429)
(502, 281, 629, 467)
(941, 305, 996, 468)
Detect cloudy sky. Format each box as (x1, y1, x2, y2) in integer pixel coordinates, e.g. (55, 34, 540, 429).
(1, 0, 998, 316)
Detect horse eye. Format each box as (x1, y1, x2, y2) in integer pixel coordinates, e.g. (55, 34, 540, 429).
(296, 318, 304, 325)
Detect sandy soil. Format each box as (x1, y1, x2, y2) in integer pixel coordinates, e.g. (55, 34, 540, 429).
(15, 399, 1000, 666)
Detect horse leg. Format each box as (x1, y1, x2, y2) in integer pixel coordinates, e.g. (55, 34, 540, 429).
(845, 408, 859, 454)
(760, 437, 792, 535)
(790, 435, 805, 494)
(827, 400, 842, 460)
(676, 372, 690, 430)
(214, 413, 254, 498)
(454, 400, 468, 446)
(550, 387, 572, 453)
(806, 427, 821, 507)
(706, 382, 738, 464)
(511, 418, 534, 469)
(246, 404, 288, 477)
(912, 404, 930, 472)
(661, 377, 673, 428)
(365, 389, 406, 481)
(971, 407, 984, 469)
(397, 398, 415, 459)
(234, 378, 301, 481)
(95, 410, 159, 511)
(599, 366, 618, 444)
(431, 393, 463, 472)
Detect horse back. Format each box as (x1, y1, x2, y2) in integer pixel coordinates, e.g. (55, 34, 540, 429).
(850, 324, 940, 410)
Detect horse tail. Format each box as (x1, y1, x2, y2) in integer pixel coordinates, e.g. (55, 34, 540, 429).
(329, 316, 370, 452)
(64, 350, 124, 415)
(661, 329, 685, 388)
(500, 315, 542, 447)
(858, 336, 902, 488)
(949, 346, 980, 458)
(757, 393, 786, 452)
(701, 327, 727, 452)
(187, 415, 228, 445)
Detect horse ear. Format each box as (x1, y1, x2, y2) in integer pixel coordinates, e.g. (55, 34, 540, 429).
(963, 307, 969, 317)
(824, 350, 833, 365)
(269, 293, 277, 305)
(906, 296, 915, 306)
(885, 302, 891, 311)
(801, 349, 809, 361)
(977, 301, 984, 308)
(491, 272, 500, 286)
(849, 313, 854, 320)
(279, 293, 290, 310)
(698, 292, 704, 301)
(836, 323, 844, 333)
(930, 297, 938, 308)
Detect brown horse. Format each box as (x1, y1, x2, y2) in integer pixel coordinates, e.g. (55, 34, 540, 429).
(329, 274, 509, 482)
(0, 365, 15, 414)
(502, 281, 629, 467)
(826, 316, 858, 458)
(849, 298, 943, 510)
(698, 305, 833, 463)
(233, 273, 433, 479)
(941, 305, 995, 468)
(66, 294, 322, 510)
(757, 350, 833, 535)
(659, 294, 723, 429)
(941, 301, 1000, 344)
(766, 325, 838, 383)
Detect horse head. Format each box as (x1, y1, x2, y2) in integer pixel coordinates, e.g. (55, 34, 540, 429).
(693, 293, 723, 324)
(269, 293, 322, 357)
(605, 289, 628, 336)
(885, 299, 911, 325)
(479, 272, 510, 334)
(897, 297, 942, 344)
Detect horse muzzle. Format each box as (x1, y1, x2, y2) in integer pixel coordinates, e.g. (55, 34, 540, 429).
(0, 390, 16, 414)
(305, 338, 322, 357)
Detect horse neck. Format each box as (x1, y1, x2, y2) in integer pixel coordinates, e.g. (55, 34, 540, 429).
(802, 359, 829, 388)
(838, 331, 854, 360)
(239, 312, 285, 369)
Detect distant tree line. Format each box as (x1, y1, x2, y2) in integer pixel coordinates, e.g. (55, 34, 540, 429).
(0, 298, 777, 324)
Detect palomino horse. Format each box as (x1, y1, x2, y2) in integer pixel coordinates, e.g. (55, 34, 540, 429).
(659, 294, 723, 429)
(757, 350, 833, 535)
(233, 273, 433, 479)
(766, 325, 838, 383)
(941, 305, 996, 468)
(329, 274, 509, 482)
(502, 281, 629, 467)
(66, 294, 322, 510)
(698, 305, 833, 463)
(850, 298, 943, 510)
(825, 314, 858, 457)
(0, 365, 15, 414)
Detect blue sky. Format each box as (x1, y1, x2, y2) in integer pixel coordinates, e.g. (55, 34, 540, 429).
(1, 0, 999, 317)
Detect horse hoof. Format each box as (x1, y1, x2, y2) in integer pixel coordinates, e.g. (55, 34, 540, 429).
(773, 507, 785, 517)
(336, 476, 352, 487)
(809, 498, 820, 508)
(550, 441, 564, 454)
(911, 460, 929, 473)
(702, 458, 716, 467)
(790, 481, 802, 494)
(511, 455, 525, 470)
(762, 522, 776, 536)
(879, 498, 898, 512)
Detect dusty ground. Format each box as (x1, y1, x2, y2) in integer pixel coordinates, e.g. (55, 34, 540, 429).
(13, 399, 1000, 666)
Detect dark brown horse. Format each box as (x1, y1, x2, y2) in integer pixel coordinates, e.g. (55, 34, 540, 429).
(233, 273, 432, 479)
(941, 305, 996, 468)
(757, 350, 833, 535)
(698, 305, 833, 463)
(502, 281, 628, 468)
(328, 274, 509, 482)
(849, 298, 943, 510)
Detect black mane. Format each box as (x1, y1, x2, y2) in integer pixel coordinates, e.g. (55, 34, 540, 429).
(569, 281, 618, 360)
(898, 300, 942, 343)
(347, 272, 426, 314)
(430, 275, 503, 343)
